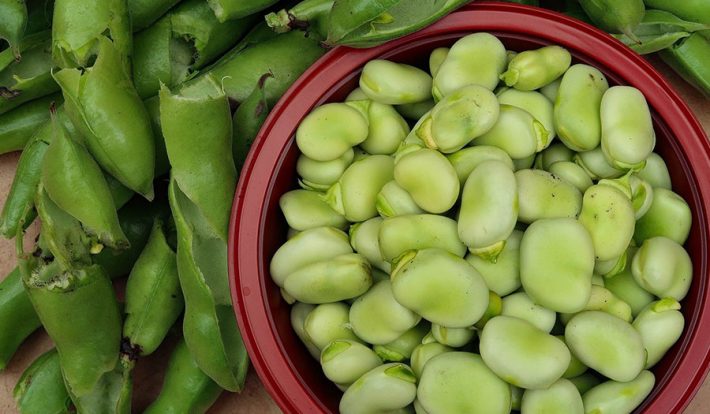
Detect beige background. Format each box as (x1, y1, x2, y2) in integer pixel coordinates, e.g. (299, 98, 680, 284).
(1, 56, 709, 413)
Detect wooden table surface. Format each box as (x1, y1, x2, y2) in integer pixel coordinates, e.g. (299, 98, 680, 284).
(1, 56, 709, 413)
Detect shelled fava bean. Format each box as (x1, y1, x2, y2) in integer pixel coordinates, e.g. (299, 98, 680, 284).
(271, 32, 693, 414)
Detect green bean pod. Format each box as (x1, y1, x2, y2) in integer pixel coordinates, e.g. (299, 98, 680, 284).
(193, 29, 326, 106)
(632, 236, 692, 300)
(233, 72, 271, 169)
(521, 378, 583, 414)
(54, 37, 155, 198)
(0, 267, 41, 371)
(123, 219, 183, 357)
(52, 0, 131, 71)
(475, 104, 550, 159)
(143, 339, 223, 414)
(414, 84, 499, 153)
(500, 45, 571, 91)
(304, 302, 362, 350)
(554, 64, 609, 151)
(265, 0, 334, 39)
(612, 9, 710, 55)
(418, 352, 510, 414)
(582, 370, 655, 413)
(659, 32, 710, 97)
(480, 315, 571, 390)
(521, 218, 595, 313)
(133, 0, 257, 99)
(0, 116, 51, 238)
(458, 160, 518, 260)
(0, 93, 57, 155)
(566, 311, 645, 382)
(349, 280, 421, 345)
(0, 31, 59, 115)
(600, 86, 655, 169)
(644, 0, 710, 27)
(502, 291, 556, 333)
(339, 363, 417, 414)
(127, 0, 181, 31)
(466, 230, 522, 297)
(633, 298, 684, 368)
(359, 59, 432, 105)
(579, 184, 636, 261)
(20, 257, 123, 405)
(0, 0, 27, 58)
(41, 114, 127, 251)
(433, 32, 507, 98)
(379, 214, 466, 263)
(391, 248, 489, 328)
(320, 339, 382, 388)
(394, 147, 459, 214)
(516, 169, 582, 224)
(579, 0, 645, 39)
(373, 322, 430, 362)
(207, 0, 277, 22)
(324, 0, 469, 48)
(376, 180, 424, 217)
(13, 349, 72, 414)
(634, 187, 692, 244)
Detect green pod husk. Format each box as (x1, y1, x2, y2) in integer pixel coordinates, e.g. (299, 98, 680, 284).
(53, 36, 156, 198)
(159, 77, 236, 241)
(123, 219, 184, 357)
(168, 178, 249, 392)
(41, 109, 128, 250)
(233, 72, 271, 169)
(612, 9, 710, 55)
(14, 348, 73, 414)
(51, 0, 131, 72)
(578, 0, 645, 40)
(0, 267, 42, 371)
(0, 31, 60, 115)
(644, 0, 710, 27)
(20, 257, 123, 406)
(127, 0, 181, 31)
(208, 0, 278, 22)
(0, 93, 58, 155)
(194, 28, 326, 106)
(132, 0, 258, 99)
(325, 0, 470, 48)
(659, 32, 710, 98)
(0, 0, 28, 58)
(143, 339, 223, 414)
(265, 0, 334, 39)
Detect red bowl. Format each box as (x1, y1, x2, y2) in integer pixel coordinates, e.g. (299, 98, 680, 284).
(228, 2, 710, 413)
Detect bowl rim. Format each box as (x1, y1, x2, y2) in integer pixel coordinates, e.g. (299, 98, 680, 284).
(229, 2, 710, 413)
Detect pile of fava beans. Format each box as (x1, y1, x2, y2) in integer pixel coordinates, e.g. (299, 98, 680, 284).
(272, 32, 693, 414)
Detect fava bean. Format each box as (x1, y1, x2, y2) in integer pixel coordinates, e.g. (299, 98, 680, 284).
(516, 169, 582, 224)
(554, 64, 609, 151)
(418, 352, 511, 414)
(500, 45, 571, 91)
(565, 311, 645, 382)
(498, 88, 556, 140)
(339, 363, 417, 414)
(636, 152, 672, 189)
(600, 86, 655, 169)
(562, 285, 633, 324)
(379, 214, 465, 263)
(632, 236, 692, 300)
(359, 59, 433, 105)
(556, 335, 589, 379)
(575, 147, 625, 180)
(534, 142, 574, 170)
(297, 149, 354, 191)
(521, 378, 584, 414)
(394, 148, 459, 214)
(521, 218, 595, 313)
(284, 253, 373, 304)
(548, 161, 594, 192)
(578, 184, 635, 261)
(349, 217, 389, 271)
(458, 160, 518, 260)
(375, 180, 424, 217)
(296, 103, 369, 161)
(475, 105, 550, 159)
(280, 189, 348, 231)
(634, 187, 692, 245)
(569, 373, 602, 395)
(466, 230, 522, 297)
(433, 32, 507, 98)
(391, 248, 489, 328)
(326, 155, 394, 222)
(395, 99, 435, 121)
(582, 370, 655, 414)
(320, 340, 382, 387)
(540, 77, 562, 102)
(430, 324, 475, 348)
(480, 315, 571, 389)
(305, 302, 362, 350)
(349, 280, 420, 345)
(447, 145, 514, 186)
(359, 101, 410, 155)
(291, 302, 321, 359)
(373, 322, 430, 362)
(502, 291, 556, 333)
(429, 47, 449, 77)
(410, 342, 452, 378)
(633, 298, 684, 368)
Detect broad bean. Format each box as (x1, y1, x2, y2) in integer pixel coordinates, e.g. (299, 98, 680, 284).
(373, 322, 430, 362)
(339, 363, 417, 414)
(500, 45, 571, 91)
(326, 155, 394, 222)
(582, 370, 655, 414)
(636, 152, 672, 189)
(632, 236, 692, 300)
(575, 147, 625, 180)
(349, 280, 420, 345)
(521, 378, 584, 414)
(349, 217, 389, 271)
(320, 340, 382, 388)
(297, 149, 354, 191)
(466, 230, 522, 297)
(394, 148, 459, 214)
(379, 214, 465, 262)
(475, 104, 550, 159)
(410, 342, 452, 378)
(304, 302, 362, 350)
(296, 102, 369, 162)
(359, 59, 433, 105)
(498, 88, 556, 140)
(447, 145, 514, 186)
(284, 253, 373, 304)
(516, 169, 582, 223)
(280, 189, 348, 231)
(375, 180, 424, 217)
(578, 184, 635, 261)
(501, 291, 556, 333)
(633, 298, 684, 368)
(548, 161, 594, 192)
(634, 187, 692, 244)
(430, 324, 475, 348)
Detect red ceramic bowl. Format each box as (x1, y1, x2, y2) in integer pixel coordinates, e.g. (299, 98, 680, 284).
(229, 2, 710, 413)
